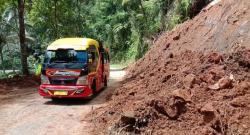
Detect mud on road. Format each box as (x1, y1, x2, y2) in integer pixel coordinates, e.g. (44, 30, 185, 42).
(0, 69, 125, 135)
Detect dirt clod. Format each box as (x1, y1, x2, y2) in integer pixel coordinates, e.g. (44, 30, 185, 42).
(183, 74, 196, 89)
(209, 76, 233, 90)
(171, 89, 191, 102)
(218, 77, 233, 89)
(173, 34, 180, 41)
(208, 53, 223, 64)
(200, 103, 216, 124)
(120, 111, 136, 127)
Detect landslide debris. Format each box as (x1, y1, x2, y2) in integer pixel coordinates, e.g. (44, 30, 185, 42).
(89, 49, 250, 135)
(88, 0, 250, 134)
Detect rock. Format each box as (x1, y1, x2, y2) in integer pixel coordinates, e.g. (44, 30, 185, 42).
(195, 126, 216, 135)
(139, 74, 144, 79)
(208, 76, 233, 90)
(200, 103, 215, 113)
(171, 89, 192, 102)
(229, 73, 235, 81)
(119, 111, 144, 132)
(239, 81, 250, 90)
(208, 53, 223, 64)
(153, 100, 168, 116)
(209, 66, 226, 78)
(120, 111, 136, 126)
(183, 74, 196, 88)
(218, 77, 232, 89)
(152, 98, 187, 120)
(200, 103, 216, 123)
(237, 49, 250, 68)
(230, 97, 248, 107)
(208, 83, 220, 90)
(201, 73, 215, 84)
(173, 34, 180, 40)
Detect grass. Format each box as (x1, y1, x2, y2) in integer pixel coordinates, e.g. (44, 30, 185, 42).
(110, 60, 134, 70)
(110, 64, 127, 70)
(0, 71, 20, 79)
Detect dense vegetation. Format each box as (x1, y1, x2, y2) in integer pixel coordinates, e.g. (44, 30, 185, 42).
(0, 0, 211, 76)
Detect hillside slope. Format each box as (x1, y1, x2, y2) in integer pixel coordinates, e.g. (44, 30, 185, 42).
(88, 0, 250, 134)
(159, 0, 250, 52)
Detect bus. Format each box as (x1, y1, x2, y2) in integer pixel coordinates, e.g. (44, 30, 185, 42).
(38, 38, 110, 99)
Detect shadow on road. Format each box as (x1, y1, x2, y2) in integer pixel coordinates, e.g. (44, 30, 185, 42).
(43, 87, 112, 106)
(44, 98, 92, 106)
(110, 68, 125, 71)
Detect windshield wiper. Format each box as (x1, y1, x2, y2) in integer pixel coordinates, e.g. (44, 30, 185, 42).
(71, 61, 83, 63)
(52, 60, 67, 63)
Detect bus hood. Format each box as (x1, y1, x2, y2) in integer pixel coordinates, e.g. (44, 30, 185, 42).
(44, 63, 88, 69)
(42, 63, 88, 76)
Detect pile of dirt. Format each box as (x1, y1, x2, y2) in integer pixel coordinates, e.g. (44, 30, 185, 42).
(0, 75, 39, 95)
(89, 49, 250, 134)
(88, 0, 250, 134)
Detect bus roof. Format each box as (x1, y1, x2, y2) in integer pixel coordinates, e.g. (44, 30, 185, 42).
(47, 38, 99, 51)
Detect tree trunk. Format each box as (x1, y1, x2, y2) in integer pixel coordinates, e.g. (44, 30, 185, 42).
(139, 0, 147, 22)
(12, 59, 16, 73)
(54, 0, 58, 38)
(0, 47, 6, 75)
(76, 0, 81, 36)
(18, 0, 29, 75)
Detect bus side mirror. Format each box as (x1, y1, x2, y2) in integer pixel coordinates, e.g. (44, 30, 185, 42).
(33, 52, 41, 62)
(88, 53, 93, 64)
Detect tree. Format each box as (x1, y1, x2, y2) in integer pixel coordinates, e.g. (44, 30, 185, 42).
(0, 33, 7, 74)
(18, 0, 29, 75)
(0, 0, 206, 78)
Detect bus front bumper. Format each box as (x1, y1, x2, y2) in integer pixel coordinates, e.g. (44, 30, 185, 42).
(38, 85, 93, 98)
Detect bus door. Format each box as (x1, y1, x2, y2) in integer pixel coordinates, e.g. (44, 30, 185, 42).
(88, 45, 101, 90)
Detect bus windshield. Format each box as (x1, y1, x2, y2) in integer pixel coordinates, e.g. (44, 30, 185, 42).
(44, 49, 88, 64)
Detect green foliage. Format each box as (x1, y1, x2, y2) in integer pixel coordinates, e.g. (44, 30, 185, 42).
(0, 0, 209, 77)
(0, 71, 21, 79)
(168, 0, 207, 29)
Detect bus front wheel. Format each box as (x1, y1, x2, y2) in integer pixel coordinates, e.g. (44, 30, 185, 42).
(91, 80, 97, 95)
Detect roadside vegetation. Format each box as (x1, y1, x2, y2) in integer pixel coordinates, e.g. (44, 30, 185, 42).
(0, 0, 211, 77)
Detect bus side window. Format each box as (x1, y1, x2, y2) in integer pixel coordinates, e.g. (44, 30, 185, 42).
(88, 45, 99, 72)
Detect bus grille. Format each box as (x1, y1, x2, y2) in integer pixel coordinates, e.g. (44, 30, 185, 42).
(49, 78, 77, 85)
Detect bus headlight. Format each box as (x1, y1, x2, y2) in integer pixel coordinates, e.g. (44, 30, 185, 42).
(77, 76, 87, 85)
(41, 75, 50, 84)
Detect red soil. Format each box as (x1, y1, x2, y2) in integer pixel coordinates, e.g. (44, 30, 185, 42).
(88, 0, 250, 134)
(0, 75, 39, 95)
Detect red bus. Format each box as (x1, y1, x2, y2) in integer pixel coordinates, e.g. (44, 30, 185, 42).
(38, 38, 110, 100)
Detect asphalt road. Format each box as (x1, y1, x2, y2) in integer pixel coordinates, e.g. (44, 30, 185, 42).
(0, 69, 125, 135)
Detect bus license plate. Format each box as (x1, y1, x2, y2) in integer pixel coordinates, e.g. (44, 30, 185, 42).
(54, 91, 68, 96)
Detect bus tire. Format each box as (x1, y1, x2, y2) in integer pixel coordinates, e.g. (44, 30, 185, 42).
(104, 76, 108, 87)
(92, 80, 97, 95)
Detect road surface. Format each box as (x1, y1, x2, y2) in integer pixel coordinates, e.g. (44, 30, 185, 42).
(0, 69, 125, 135)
